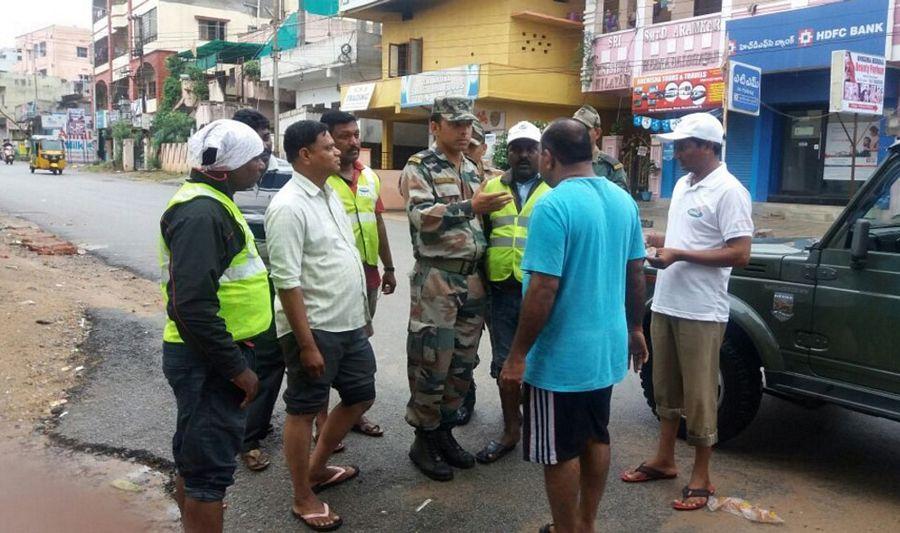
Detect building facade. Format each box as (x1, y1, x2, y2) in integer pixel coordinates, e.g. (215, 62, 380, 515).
(91, 0, 289, 114)
(14, 25, 93, 86)
(339, 0, 608, 172)
(582, 0, 897, 205)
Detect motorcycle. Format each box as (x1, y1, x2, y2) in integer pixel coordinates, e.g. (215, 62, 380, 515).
(3, 145, 14, 165)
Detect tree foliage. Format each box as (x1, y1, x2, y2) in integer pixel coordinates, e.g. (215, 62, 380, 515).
(243, 60, 261, 81)
(151, 110, 194, 148)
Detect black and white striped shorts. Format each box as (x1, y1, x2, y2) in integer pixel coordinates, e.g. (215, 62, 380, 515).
(522, 383, 612, 465)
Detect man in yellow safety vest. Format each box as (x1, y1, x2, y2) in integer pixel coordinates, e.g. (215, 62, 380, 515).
(475, 120, 551, 464)
(321, 110, 396, 440)
(159, 119, 269, 532)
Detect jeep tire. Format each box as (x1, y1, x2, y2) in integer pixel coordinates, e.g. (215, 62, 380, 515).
(639, 333, 763, 444)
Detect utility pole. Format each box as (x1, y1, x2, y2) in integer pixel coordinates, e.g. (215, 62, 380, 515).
(272, 0, 283, 156)
(134, 14, 146, 114)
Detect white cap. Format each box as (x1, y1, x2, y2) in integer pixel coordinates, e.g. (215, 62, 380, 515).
(507, 121, 541, 144)
(657, 113, 724, 144)
(188, 119, 265, 172)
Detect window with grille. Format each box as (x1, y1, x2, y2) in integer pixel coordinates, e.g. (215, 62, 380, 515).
(199, 19, 227, 41)
(138, 8, 158, 44)
(77, 47, 88, 58)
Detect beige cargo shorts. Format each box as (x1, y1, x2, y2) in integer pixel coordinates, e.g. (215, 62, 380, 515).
(650, 312, 726, 447)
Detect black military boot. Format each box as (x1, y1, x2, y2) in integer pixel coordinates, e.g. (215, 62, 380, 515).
(434, 427, 476, 469)
(409, 429, 453, 481)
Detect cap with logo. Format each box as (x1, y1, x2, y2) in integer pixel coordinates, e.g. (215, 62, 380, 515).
(507, 121, 542, 145)
(432, 96, 477, 122)
(572, 104, 602, 129)
(657, 112, 724, 144)
(470, 120, 485, 146)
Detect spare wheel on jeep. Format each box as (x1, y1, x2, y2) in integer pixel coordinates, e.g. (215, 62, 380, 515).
(639, 330, 763, 443)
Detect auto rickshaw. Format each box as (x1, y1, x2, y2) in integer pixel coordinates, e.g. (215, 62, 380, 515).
(29, 136, 66, 175)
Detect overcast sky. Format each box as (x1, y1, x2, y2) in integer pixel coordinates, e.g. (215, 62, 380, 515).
(0, 0, 92, 48)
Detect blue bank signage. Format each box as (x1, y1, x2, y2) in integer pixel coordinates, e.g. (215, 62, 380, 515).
(727, 61, 761, 116)
(726, 0, 889, 73)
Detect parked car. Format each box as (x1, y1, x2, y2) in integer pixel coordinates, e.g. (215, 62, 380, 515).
(641, 142, 900, 442)
(234, 156, 292, 264)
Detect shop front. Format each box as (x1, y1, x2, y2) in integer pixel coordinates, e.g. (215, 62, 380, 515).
(726, 0, 893, 204)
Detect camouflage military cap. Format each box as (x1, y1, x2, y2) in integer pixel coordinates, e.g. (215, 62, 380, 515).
(573, 104, 602, 129)
(433, 97, 477, 122)
(470, 120, 485, 146)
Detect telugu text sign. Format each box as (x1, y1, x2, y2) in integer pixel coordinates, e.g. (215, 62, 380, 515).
(727, 61, 761, 116)
(727, 0, 888, 72)
(632, 68, 724, 114)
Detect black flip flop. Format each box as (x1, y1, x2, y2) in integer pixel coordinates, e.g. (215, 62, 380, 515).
(620, 462, 677, 483)
(475, 440, 517, 464)
(292, 502, 343, 532)
(672, 485, 715, 511)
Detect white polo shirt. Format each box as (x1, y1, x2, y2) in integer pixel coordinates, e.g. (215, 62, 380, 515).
(651, 163, 754, 323)
(265, 171, 369, 337)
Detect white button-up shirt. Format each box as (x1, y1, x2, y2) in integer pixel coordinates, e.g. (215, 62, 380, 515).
(265, 171, 369, 336)
(651, 163, 754, 323)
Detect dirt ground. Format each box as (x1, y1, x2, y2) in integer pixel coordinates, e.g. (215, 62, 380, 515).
(0, 214, 177, 532)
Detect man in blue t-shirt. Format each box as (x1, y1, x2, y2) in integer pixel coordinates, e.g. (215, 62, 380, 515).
(500, 119, 648, 533)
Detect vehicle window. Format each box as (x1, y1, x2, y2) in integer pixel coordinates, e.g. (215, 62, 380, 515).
(41, 140, 63, 151)
(861, 169, 900, 228)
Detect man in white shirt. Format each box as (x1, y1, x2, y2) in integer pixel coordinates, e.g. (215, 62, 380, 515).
(265, 120, 375, 531)
(621, 113, 753, 512)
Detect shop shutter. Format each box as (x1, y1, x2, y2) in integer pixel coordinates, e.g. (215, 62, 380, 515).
(726, 113, 755, 192)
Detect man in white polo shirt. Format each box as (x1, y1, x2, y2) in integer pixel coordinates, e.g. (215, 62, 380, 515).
(620, 113, 753, 512)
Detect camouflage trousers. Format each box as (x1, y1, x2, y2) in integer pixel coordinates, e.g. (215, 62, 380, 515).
(405, 262, 486, 430)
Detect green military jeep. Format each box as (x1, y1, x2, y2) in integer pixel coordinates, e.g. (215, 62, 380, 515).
(642, 144, 900, 442)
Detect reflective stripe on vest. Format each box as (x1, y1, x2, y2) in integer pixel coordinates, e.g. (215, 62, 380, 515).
(483, 177, 550, 283)
(327, 166, 381, 266)
(159, 182, 272, 343)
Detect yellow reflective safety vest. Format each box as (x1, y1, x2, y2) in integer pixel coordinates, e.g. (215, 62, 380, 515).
(159, 181, 272, 343)
(484, 175, 550, 283)
(327, 166, 381, 266)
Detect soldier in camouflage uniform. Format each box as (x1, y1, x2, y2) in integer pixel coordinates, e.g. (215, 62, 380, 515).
(573, 104, 630, 192)
(400, 97, 512, 481)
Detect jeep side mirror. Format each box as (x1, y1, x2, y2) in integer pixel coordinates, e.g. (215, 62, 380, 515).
(850, 218, 871, 269)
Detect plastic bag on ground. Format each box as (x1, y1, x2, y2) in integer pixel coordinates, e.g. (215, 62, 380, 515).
(707, 495, 785, 524)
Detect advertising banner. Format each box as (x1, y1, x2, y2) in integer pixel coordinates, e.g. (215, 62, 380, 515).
(66, 109, 89, 137)
(590, 29, 636, 91)
(727, 0, 889, 73)
(823, 115, 880, 181)
(632, 68, 724, 114)
(400, 64, 479, 108)
(829, 51, 885, 115)
(341, 82, 376, 111)
(727, 61, 761, 116)
(42, 113, 67, 129)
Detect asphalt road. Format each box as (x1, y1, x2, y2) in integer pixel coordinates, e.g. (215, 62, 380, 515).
(2, 164, 898, 532)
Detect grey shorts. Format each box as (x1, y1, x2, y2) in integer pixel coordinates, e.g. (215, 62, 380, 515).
(281, 327, 376, 415)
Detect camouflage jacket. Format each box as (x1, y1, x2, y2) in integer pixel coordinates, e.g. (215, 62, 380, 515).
(593, 149, 629, 193)
(400, 147, 487, 261)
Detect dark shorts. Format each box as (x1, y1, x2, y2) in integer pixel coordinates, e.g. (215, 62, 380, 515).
(162, 341, 253, 502)
(522, 383, 612, 465)
(281, 327, 377, 415)
(488, 283, 522, 379)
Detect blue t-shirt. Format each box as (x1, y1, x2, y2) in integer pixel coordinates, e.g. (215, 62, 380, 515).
(522, 177, 645, 392)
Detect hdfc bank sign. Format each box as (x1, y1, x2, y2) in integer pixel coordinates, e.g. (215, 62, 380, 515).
(726, 0, 889, 72)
